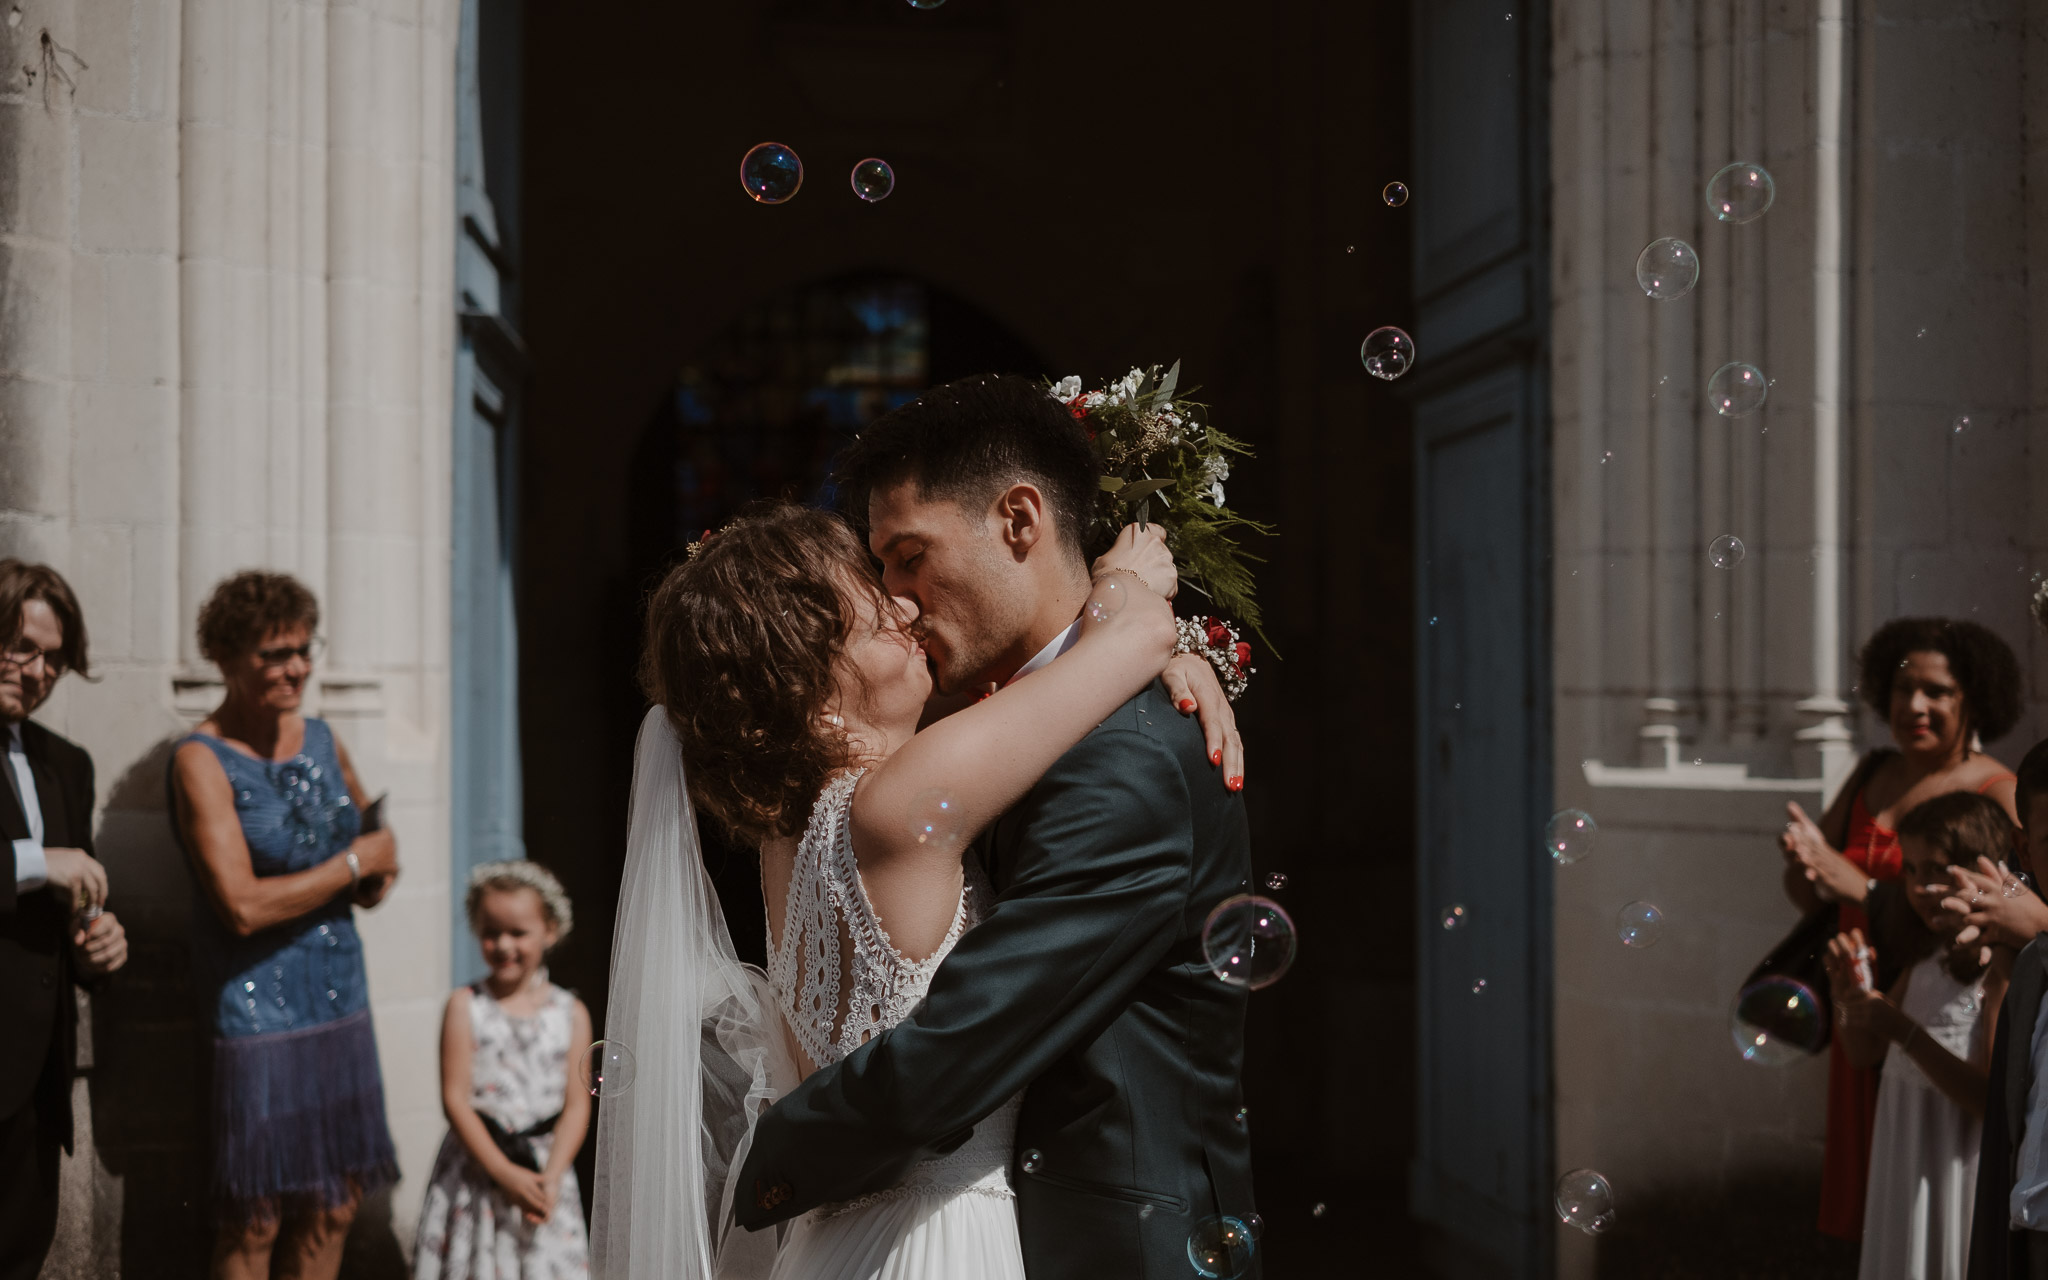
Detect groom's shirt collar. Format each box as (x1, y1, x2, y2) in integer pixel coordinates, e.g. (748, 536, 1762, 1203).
(1004, 618, 1083, 687)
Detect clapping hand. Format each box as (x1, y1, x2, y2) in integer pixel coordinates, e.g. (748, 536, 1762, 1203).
(1943, 856, 2048, 954)
(1823, 928, 1903, 1040)
(1781, 802, 1867, 903)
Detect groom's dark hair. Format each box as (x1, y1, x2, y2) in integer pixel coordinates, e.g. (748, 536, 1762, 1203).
(835, 373, 1102, 564)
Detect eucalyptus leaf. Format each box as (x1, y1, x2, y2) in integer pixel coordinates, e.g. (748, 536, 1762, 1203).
(1157, 359, 1181, 404)
(1119, 477, 1175, 503)
(1099, 475, 1127, 493)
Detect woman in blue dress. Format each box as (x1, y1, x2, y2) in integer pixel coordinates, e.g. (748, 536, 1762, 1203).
(169, 571, 402, 1280)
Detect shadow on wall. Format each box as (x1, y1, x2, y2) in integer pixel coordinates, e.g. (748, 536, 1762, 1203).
(1592, 1173, 1856, 1279)
(70, 736, 407, 1279)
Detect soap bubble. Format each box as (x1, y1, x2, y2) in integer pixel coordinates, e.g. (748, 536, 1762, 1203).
(1635, 238, 1699, 300)
(1360, 326, 1415, 380)
(1312, 1202, 1327, 1217)
(1707, 161, 1775, 224)
(1264, 872, 1288, 891)
(1187, 1216, 1256, 1280)
(1708, 534, 1746, 569)
(1554, 1168, 1616, 1234)
(1707, 362, 1768, 417)
(1084, 577, 1128, 622)
(1953, 414, 1972, 435)
(740, 142, 803, 204)
(1730, 977, 1826, 1065)
(1020, 1149, 1042, 1173)
(1545, 809, 1598, 864)
(1616, 901, 1664, 948)
(850, 157, 894, 202)
(1471, 978, 1488, 994)
(909, 790, 960, 848)
(581, 1039, 637, 1098)
(1382, 181, 1409, 207)
(1202, 895, 1298, 990)
(1439, 903, 1469, 931)
(1233, 1106, 1249, 1126)
(907, 0, 946, 7)
(2005, 876, 2028, 899)
(1243, 1212, 1266, 1241)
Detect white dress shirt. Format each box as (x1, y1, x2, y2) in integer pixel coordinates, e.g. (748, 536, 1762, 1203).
(1004, 619, 1083, 687)
(7, 721, 47, 892)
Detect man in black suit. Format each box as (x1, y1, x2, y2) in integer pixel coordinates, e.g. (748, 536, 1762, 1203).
(735, 375, 1258, 1276)
(0, 560, 127, 1280)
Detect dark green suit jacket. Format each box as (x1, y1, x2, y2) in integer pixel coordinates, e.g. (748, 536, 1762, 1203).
(735, 680, 1258, 1277)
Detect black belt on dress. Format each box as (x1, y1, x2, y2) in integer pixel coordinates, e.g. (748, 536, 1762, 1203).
(479, 1110, 562, 1172)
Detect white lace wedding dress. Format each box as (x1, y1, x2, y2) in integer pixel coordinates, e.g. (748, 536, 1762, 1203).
(762, 771, 1027, 1280)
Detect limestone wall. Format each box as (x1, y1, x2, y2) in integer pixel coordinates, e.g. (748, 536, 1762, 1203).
(0, 1, 457, 1271)
(1551, 0, 2048, 1273)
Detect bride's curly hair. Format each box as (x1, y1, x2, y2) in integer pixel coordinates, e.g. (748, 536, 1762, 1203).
(639, 502, 888, 845)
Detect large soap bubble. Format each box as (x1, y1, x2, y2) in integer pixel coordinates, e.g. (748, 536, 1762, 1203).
(1635, 238, 1699, 300)
(1707, 161, 1775, 224)
(1187, 1216, 1256, 1279)
(1706, 362, 1768, 417)
(1360, 326, 1415, 380)
(1544, 809, 1598, 865)
(581, 1039, 638, 1098)
(1555, 1168, 1615, 1235)
(1730, 977, 1826, 1066)
(850, 158, 895, 203)
(740, 142, 803, 205)
(1202, 895, 1297, 990)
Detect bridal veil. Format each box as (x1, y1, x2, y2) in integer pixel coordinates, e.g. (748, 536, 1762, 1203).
(590, 707, 794, 1278)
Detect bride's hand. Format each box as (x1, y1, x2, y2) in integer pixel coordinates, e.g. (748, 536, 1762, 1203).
(1163, 654, 1246, 790)
(1093, 523, 1178, 600)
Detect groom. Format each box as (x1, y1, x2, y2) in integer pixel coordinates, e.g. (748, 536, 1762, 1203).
(735, 374, 1258, 1274)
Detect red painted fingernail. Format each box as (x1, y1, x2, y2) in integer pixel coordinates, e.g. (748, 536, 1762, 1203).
(1179, 699, 1197, 713)
(1210, 749, 1223, 766)
(1227, 776, 1244, 792)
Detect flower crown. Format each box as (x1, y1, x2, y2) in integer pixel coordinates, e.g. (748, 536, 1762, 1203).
(1048, 363, 1274, 645)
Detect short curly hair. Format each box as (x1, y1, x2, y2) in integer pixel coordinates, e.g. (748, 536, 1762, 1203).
(638, 503, 890, 845)
(1856, 616, 2023, 744)
(197, 571, 320, 664)
(465, 859, 573, 946)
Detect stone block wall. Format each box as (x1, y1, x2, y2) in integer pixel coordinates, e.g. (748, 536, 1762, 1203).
(0, 1, 458, 1273)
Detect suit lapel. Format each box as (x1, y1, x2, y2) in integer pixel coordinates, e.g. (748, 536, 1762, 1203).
(20, 726, 64, 847)
(2009, 939, 2048, 1148)
(0, 724, 29, 843)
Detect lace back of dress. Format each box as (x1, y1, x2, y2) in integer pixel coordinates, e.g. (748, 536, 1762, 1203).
(765, 771, 978, 1075)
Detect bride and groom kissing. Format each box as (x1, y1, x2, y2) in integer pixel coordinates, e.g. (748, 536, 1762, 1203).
(592, 373, 1261, 1279)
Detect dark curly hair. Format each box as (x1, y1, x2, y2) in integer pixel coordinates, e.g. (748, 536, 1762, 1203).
(639, 503, 890, 845)
(197, 571, 320, 664)
(1856, 616, 2023, 745)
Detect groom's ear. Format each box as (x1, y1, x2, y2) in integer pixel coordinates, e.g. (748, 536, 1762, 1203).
(992, 482, 1049, 561)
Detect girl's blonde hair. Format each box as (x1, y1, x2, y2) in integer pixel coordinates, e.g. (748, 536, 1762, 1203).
(465, 859, 573, 946)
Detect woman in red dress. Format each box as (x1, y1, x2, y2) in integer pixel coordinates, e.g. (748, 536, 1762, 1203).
(1780, 617, 2024, 1241)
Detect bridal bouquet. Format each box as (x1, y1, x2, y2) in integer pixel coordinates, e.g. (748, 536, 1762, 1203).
(1048, 363, 1274, 645)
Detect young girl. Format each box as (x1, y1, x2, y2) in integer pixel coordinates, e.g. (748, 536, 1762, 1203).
(414, 862, 593, 1279)
(1825, 791, 2018, 1280)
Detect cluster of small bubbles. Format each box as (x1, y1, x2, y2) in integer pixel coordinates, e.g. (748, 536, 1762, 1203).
(1707, 362, 1768, 417)
(1708, 534, 1746, 569)
(1730, 977, 1826, 1066)
(1439, 903, 1469, 931)
(1360, 326, 1415, 380)
(1953, 414, 1972, 436)
(1187, 1216, 1257, 1280)
(740, 142, 803, 204)
(909, 790, 961, 848)
(1554, 1169, 1616, 1235)
(1545, 809, 1598, 865)
(1471, 978, 1488, 995)
(581, 1039, 638, 1098)
(1382, 181, 1410, 207)
(1635, 238, 1700, 300)
(1264, 872, 1288, 891)
(850, 158, 895, 202)
(1020, 1149, 1043, 1173)
(1202, 895, 1298, 990)
(1085, 577, 1128, 622)
(1706, 161, 1775, 224)
(1616, 901, 1664, 948)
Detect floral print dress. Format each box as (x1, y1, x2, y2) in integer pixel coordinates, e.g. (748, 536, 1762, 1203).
(413, 981, 589, 1280)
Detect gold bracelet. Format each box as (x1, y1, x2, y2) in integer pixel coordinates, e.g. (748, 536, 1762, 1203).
(1093, 566, 1155, 596)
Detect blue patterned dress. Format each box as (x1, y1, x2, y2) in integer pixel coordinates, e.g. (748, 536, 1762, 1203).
(170, 717, 399, 1221)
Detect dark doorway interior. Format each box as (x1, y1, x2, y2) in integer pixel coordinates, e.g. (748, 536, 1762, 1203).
(518, 3, 1419, 1271)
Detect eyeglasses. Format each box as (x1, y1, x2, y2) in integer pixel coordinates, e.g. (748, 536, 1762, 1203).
(0, 640, 65, 679)
(255, 636, 326, 669)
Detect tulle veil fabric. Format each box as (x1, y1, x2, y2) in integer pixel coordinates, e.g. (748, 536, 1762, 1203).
(591, 707, 797, 1278)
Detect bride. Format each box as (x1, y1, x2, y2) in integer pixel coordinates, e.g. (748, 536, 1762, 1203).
(590, 502, 1240, 1278)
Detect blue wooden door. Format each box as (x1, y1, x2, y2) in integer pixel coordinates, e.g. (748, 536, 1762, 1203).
(451, 0, 526, 984)
(1409, 0, 1553, 1274)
